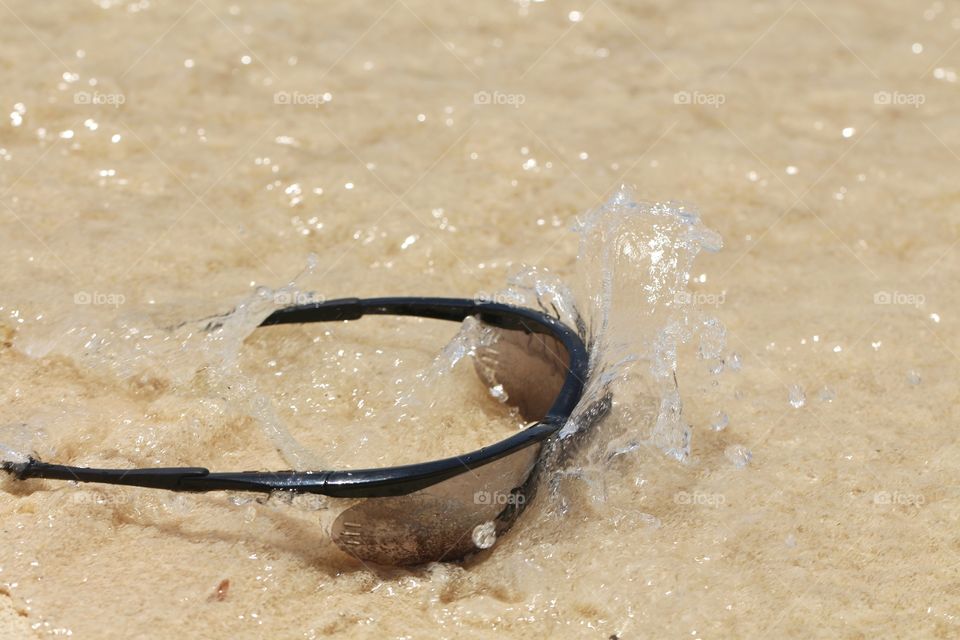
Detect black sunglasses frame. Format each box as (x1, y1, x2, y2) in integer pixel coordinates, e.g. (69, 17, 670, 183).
(3, 297, 588, 499)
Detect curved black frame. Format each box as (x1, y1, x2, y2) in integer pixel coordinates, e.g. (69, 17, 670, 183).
(2, 297, 588, 499)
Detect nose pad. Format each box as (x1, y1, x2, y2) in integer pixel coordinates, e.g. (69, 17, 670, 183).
(473, 328, 570, 421)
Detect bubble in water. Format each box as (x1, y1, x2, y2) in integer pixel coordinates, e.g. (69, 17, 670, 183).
(471, 521, 497, 549)
(709, 411, 729, 431)
(788, 384, 806, 408)
(906, 370, 922, 385)
(725, 444, 752, 468)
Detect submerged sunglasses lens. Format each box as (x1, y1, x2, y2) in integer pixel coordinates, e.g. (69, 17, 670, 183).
(474, 326, 570, 421)
(331, 324, 571, 565)
(331, 443, 540, 565)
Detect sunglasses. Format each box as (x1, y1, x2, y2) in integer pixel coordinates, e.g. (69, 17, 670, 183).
(1, 297, 589, 565)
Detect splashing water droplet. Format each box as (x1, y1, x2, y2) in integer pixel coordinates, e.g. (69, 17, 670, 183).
(788, 384, 806, 408)
(725, 444, 752, 468)
(727, 352, 742, 371)
(709, 411, 729, 431)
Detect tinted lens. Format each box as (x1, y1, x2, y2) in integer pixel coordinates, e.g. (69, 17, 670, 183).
(474, 327, 569, 421)
(331, 443, 539, 565)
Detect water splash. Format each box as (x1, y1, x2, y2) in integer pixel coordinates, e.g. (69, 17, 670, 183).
(498, 187, 724, 467)
(393, 316, 500, 410)
(1, 187, 724, 490)
(4, 256, 327, 469)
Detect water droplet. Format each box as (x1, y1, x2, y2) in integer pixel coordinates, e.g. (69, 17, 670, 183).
(818, 386, 836, 402)
(788, 384, 806, 408)
(471, 521, 497, 549)
(724, 444, 752, 469)
(907, 370, 922, 385)
(709, 411, 729, 431)
(727, 352, 742, 371)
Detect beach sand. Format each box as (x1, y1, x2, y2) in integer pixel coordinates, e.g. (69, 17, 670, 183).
(0, 1, 958, 637)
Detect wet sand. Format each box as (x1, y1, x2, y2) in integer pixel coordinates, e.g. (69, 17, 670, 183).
(1, 1, 959, 637)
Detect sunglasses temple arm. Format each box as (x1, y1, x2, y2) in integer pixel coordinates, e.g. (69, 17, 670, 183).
(0, 458, 338, 494)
